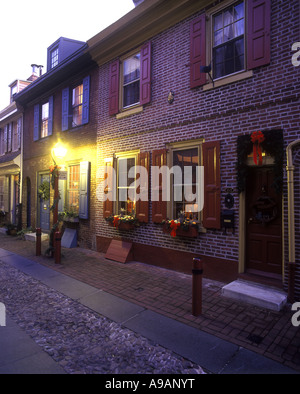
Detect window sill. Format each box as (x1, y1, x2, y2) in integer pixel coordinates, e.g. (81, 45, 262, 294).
(116, 106, 143, 119)
(203, 70, 253, 91)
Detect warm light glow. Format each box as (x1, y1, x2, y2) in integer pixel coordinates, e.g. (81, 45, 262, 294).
(52, 142, 67, 160)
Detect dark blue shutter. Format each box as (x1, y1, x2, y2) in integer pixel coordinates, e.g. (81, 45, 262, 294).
(79, 161, 90, 219)
(62, 87, 69, 131)
(33, 104, 40, 141)
(82, 76, 90, 125)
(48, 96, 53, 135)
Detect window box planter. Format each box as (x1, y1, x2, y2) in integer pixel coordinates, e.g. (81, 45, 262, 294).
(162, 221, 198, 238)
(105, 215, 138, 231)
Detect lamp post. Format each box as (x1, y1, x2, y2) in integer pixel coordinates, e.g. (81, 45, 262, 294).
(50, 141, 67, 262)
(50, 141, 67, 223)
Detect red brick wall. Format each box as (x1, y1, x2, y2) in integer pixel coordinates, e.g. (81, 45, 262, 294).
(94, 0, 300, 288)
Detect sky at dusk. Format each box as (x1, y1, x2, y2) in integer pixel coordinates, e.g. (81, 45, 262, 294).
(0, 0, 135, 110)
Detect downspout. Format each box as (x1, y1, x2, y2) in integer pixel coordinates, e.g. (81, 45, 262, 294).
(286, 139, 300, 303)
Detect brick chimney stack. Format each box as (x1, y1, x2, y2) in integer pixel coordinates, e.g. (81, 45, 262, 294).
(27, 64, 43, 82)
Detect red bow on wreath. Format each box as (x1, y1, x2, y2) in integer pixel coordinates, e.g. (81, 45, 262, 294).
(251, 131, 265, 165)
(113, 216, 120, 227)
(170, 220, 180, 237)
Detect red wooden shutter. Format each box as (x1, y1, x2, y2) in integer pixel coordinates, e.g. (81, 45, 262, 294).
(151, 149, 167, 223)
(247, 0, 271, 69)
(190, 14, 206, 88)
(140, 41, 152, 105)
(202, 141, 221, 229)
(103, 159, 114, 218)
(109, 60, 120, 115)
(136, 152, 150, 223)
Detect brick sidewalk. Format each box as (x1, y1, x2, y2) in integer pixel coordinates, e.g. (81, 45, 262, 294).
(0, 233, 299, 372)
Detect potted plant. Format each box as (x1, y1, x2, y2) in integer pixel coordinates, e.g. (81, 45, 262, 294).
(105, 209, 138, 230)
(161, 211, 199, 238)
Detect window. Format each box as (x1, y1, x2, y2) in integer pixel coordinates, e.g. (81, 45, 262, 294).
(152, 140, 221, 229)
(58, 162, 90, 219)
(33, 97, 53, 141)
(61, 76, 90, 131)
(190, 0, 271, 88)
(117, 156, 136, 215)
(109, 42, 151, 116)
(72, 84, 83, 127)
(68, 165, 80, 214)
(50, 47, 59, 69)
(10, 84, 18, 103)
(172, 147, 200, 220)
(122, 53, 141, 108)
(41, 102, 49, 138)
(213, 1, 245, 79)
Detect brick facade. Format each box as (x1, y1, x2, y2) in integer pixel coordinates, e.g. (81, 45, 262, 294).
(94, 0, 300, 298)
(21, 65, 99, 249)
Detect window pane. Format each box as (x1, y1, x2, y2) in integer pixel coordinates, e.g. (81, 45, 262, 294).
(68, 165, 80, 213)
(123, 53, 140, 108)
(123, 54, 140, 84)
(72, 105, 82, 127)
(72, 85, 83, 107)
(214, 30, 223, 46)
(224, 9, 233, 26)
(173, 148, 199, 220)
(234, 2, 244, 20)
(117, 157, 136, 215)
(214, 13, 223, 31)
(123, 81, 140, 107)
(234, 20, 244, 37)
(72, 84, 83, 127)
(41, 102, 49, 138)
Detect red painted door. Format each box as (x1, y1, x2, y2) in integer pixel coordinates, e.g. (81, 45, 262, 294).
(245, 167, 282, 277)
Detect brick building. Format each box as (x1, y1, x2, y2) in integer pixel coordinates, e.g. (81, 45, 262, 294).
(88, 0, 300, 299)
(0, 76, 32, 228)
(15, 38, 99, 249)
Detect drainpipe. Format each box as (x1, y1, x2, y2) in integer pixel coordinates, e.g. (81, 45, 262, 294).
(286, 139, 300, 303)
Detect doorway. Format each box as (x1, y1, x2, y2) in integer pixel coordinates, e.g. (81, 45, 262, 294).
(39, 174, 50, 231)
(245, 166, 282, 279)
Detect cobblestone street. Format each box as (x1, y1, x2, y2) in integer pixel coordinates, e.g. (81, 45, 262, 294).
(0, 233, 299, 373)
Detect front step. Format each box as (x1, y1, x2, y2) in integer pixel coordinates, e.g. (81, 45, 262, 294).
(221, 280, 287, 311)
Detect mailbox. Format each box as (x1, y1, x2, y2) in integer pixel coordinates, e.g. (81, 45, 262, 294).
(221, 209, 235, 234)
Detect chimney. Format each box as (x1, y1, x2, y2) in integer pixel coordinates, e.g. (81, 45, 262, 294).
(27, 64, 43, 81)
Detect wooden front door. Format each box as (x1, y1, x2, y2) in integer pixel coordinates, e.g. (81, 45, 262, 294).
(245, 166, 282, 277)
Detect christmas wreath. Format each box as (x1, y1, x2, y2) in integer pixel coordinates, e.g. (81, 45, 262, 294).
(236, 129, 284, 194)
(38, 181, 50, 201)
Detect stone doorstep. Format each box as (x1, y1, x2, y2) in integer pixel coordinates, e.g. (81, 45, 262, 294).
(221, 280, 287, 311)
(24, 233, 49, 242)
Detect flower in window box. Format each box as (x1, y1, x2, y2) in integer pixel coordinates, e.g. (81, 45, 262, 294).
(105, 214, 138, 230)
(161, 217, 199, 238)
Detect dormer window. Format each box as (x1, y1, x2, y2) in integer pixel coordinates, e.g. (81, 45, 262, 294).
(50, 47, 59, 69)
(10, 84, 18, 103)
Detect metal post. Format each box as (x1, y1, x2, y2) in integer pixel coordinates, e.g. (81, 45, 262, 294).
(54, 231, 61, 264)
(192, 257, 203, 316)
(288, 262, 296, 304)
(36, 228, 41, 256)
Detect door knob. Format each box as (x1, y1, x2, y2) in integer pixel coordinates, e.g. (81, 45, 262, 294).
(248, 217, 253, 224)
